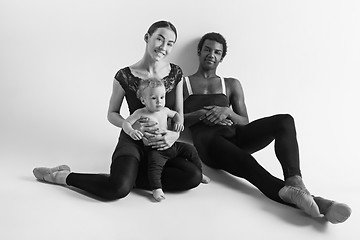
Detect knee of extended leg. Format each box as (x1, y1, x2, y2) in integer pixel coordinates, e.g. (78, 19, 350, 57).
(107, 183, 132, 200)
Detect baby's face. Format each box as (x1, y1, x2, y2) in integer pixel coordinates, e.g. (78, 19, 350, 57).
(141, 85, 166, 112)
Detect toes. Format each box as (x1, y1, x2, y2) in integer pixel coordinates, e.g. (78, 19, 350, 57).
(155, 195, 165, 202)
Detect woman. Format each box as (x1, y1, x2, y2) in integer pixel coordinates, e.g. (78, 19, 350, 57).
(33, 21, 202, 200)
(183, 32, 351, 223)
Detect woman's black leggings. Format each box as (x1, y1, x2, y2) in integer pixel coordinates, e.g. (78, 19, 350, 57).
(203, 114, 300, 205)
(66, 131, 202, 201)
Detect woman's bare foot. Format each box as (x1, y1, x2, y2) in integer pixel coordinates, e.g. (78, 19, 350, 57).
(33, 165, 71, 185)
(152, 188, 165, 202)
(201, 174, 210, 184)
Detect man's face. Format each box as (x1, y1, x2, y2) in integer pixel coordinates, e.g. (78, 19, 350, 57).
(198, 39, 224, 70)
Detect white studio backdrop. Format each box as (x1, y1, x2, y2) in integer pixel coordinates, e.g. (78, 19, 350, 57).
(1, 0, 359, 186)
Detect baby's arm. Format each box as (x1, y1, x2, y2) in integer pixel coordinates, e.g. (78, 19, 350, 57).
(167, 108, 184, 132)
(122, 110, 144, 140)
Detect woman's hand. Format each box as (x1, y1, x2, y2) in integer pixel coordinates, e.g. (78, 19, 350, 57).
(146, 130, 180, 150)
(200, 106, 232, 126)
(137, 116, 160, 139)
(173, 122, 184, 132)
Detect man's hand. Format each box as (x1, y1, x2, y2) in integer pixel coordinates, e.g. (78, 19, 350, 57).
(200, 106, 232, 126)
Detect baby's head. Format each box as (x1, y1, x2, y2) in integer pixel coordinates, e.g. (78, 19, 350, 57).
(137, 78, 166, 111)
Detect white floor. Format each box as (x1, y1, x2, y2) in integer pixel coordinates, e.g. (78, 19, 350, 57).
(1, 1, 359, 239)
(1, 127, 358, 240)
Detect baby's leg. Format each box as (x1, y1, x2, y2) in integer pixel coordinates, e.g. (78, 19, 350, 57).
(152, 188, 165, 201)
(147, 149, 168, 201)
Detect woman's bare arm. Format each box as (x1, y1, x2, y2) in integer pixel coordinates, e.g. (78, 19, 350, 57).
(107, 79, 126, 128)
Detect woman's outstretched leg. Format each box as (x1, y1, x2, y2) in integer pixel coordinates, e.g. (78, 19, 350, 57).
(66, 156, 139, 200)
(33, 132, 142, 201)
(33, 156, 139, 201)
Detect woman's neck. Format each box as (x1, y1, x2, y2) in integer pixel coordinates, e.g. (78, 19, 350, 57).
(134, 54, 167, 75)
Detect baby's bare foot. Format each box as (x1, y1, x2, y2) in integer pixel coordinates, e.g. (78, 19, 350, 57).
(201, 174, 210, 184)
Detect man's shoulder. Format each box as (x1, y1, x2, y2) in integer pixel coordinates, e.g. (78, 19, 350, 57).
(224, 77, 241, 85)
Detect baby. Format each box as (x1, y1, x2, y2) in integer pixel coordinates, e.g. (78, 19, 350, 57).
(122, 78, 210, 201)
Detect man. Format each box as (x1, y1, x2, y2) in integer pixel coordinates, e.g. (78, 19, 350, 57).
(181, 32, 351, 224)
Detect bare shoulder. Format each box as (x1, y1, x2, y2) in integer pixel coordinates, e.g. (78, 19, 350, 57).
(132, 107, 147, 116)
(163, 107, 174, 114)
(224, 77, 242, 86)
(224, 77, 243, 94)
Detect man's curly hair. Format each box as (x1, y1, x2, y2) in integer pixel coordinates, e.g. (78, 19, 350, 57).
(197, 32, 227, 60)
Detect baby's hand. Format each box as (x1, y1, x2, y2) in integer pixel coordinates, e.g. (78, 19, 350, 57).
(130, 129, 143, 140)
(173, 122, 184, 132)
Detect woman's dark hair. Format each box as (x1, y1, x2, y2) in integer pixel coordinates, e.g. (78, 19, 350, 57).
(197, 32, 227, 60)
(147, 20, 178, 42)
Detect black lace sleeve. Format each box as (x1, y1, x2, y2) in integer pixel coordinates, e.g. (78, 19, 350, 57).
(163, 63, 183, 93)
(114, 67, 139, 93)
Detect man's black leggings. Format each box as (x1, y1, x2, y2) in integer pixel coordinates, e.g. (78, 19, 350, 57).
(201, 114, 300, 205)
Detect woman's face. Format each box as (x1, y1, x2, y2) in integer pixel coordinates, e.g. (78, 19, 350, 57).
(146, 27, 176, 61)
